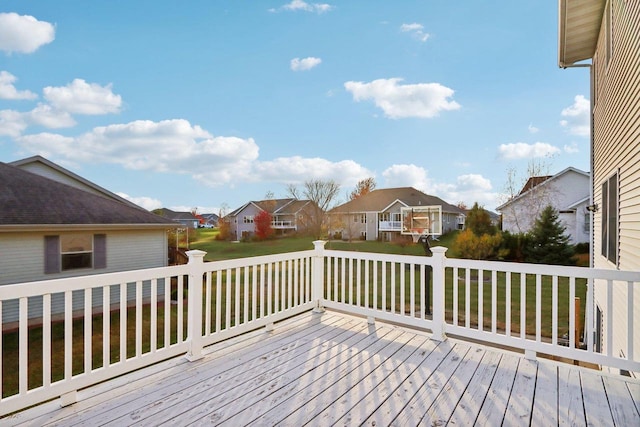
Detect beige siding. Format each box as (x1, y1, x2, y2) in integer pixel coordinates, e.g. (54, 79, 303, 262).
(591, 0, 640, 373)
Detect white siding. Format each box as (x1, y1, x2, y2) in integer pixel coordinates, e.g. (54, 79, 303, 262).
(591, 0, 640, 374)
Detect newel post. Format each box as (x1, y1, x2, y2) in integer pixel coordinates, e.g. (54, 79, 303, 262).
(430, 246, 448, 341)
(312, 240, 327, 313)
(186, 249, 206, 361)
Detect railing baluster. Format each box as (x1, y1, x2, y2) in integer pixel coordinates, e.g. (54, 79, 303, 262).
(400, 262, 405, 316)
(520, 274, 526, 339)
(244, 266, 249, 323)
(391, 262, 396, 314)
(341, 257, 346, 304)
(120, 282, 127, 362)
(420, 264, 425, 320)
(607, 279, 613, 357)
(43, 294, 52, 386)
(365, 259, 370, 309)
(478, 270, 483, 332)
(628, 281, 634, 361)
(0, 301, 3, 397)
(506, 272, 511, 337)
(136, 281, 142, 357)
(65, 291, 72, 379)
(349, 258, 354, 305)
(216, 272, 222, 332)
(274, 262, 280, 313)
(287, 260, 292, 310)
(293, 258, 299, 306)
(357, 258, 362, 307)
(569, 276, 576, 348)
(235, 267, 240, 326)
(465, 268, 470, 329)
(177, 276, 184, 343)
(373, 260, 378, 312)
(535, 274, 541, 344)
(205, 272, 212, 335)
(453, 267, 459, 326)
(226, 269, 232, 328)
(84, 288, 92, 373)
(252, 265, 257, 322)
(491, 270, 497, 334)
(552, 276, 558, 346)
(164, 278, 170, 348)
(19, 297, 28, 395)
(382, 261, 387, 312)
(267, 263, 273, 316)
(151, 278, 158, 353)
(409, 262, 415, 317)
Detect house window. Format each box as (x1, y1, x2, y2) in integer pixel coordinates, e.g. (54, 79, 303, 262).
(361, 214, 367, 224)
(379, 213, 390, 222)
(45, 234, 106, 274)
(584, 213, 590, 233)
(243, 215, 254, 224)
(601, 173, 618, 264)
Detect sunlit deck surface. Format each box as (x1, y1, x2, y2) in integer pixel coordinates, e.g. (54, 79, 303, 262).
(7, 311, 640, 426)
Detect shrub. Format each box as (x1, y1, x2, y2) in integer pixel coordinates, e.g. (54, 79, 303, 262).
(455, 229, 502, 260)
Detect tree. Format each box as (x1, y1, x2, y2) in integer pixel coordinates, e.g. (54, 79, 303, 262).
(465, 202, 496, 236)
(287, 179, 341, 238)
(500, 158, 556, 233)
(524, 205, 575, 265)
(254, 210, 274, 240)
(350, 177, 376, 200)
(456, 229, 502, 260)
(216, 203, 232, 241)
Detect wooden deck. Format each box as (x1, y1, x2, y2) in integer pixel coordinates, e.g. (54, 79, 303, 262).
(5, 311, 640, 426)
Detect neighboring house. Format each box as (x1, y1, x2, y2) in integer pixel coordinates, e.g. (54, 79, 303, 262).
(496, 167, 590, 244)
(227, 198, 315, 240)
(154, 208, 200, 229)
(559, 0, 640, 374)
(201, 213, 219, 228)
(0, 159, 179, 322)
(328, 187, 465, 241)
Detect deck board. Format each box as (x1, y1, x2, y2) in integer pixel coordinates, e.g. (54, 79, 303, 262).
(4, 310, 640, 427)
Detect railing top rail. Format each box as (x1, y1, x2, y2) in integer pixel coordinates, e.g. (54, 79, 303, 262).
(0, 264, 191, 300)
(202, 249, 316, 272)
(323, 249, 435, 265)
(445, 257, 640, 281)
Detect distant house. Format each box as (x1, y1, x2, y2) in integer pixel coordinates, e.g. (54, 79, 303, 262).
(328, 187, 465, 241)
(227, 198, 316, 240)
(154, 208, 200, 229)
(201, 213, 219, 227)
(496, 167, 590, 244)
(559, 0, 640, 374)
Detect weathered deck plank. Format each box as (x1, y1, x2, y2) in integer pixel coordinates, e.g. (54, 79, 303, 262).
(4, 311, 640, 427)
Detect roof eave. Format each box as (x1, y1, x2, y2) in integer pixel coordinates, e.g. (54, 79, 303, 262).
(0, 223, 181, 233)
(558, 0, 605, 68)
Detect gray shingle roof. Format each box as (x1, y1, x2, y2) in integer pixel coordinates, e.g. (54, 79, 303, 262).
(0, 161, 176, 226)
(330, 187, 464, 214)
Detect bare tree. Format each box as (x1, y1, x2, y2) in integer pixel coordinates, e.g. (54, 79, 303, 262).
(350, 177, 376, 200)
(287, 179, 341, 238)
(500, 159, 557, 234)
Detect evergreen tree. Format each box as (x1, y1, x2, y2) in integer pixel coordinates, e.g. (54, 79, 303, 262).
(466, 202, 496, 236)
(524, 205, 575, 265)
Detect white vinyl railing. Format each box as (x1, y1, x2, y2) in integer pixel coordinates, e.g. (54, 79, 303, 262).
(1, 241, 639, 416)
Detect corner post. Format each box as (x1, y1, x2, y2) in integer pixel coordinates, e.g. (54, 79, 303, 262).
(312, 240, 327, 313)
(430, 246, 448, 341)
(186, 249, 206, 361)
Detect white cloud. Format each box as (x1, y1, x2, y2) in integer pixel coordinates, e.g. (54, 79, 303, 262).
(498, 142, 561, 160)
(290, 57, 322, 71)
(16, 119, 376, 192)
(0, 109, 27, 137)
(0, 71, 37, 100)
(563, 142, 579, 153)
(43, 79, 122, 115)
(344, 78, 460, 119)
(117, 192, 163, 211)
(528, 123, 539, 134)
(253, 156, 371, 187)
(274, 1, 334, 13)
(560, 95, 590, 137)
(28, 103, 76, 128)
(400, 23, 429, 42)
(382, 164, 499, 209)
(0, 13, 55, 54)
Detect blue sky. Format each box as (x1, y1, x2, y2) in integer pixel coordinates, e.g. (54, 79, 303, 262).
(0, 1, 590, 214)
